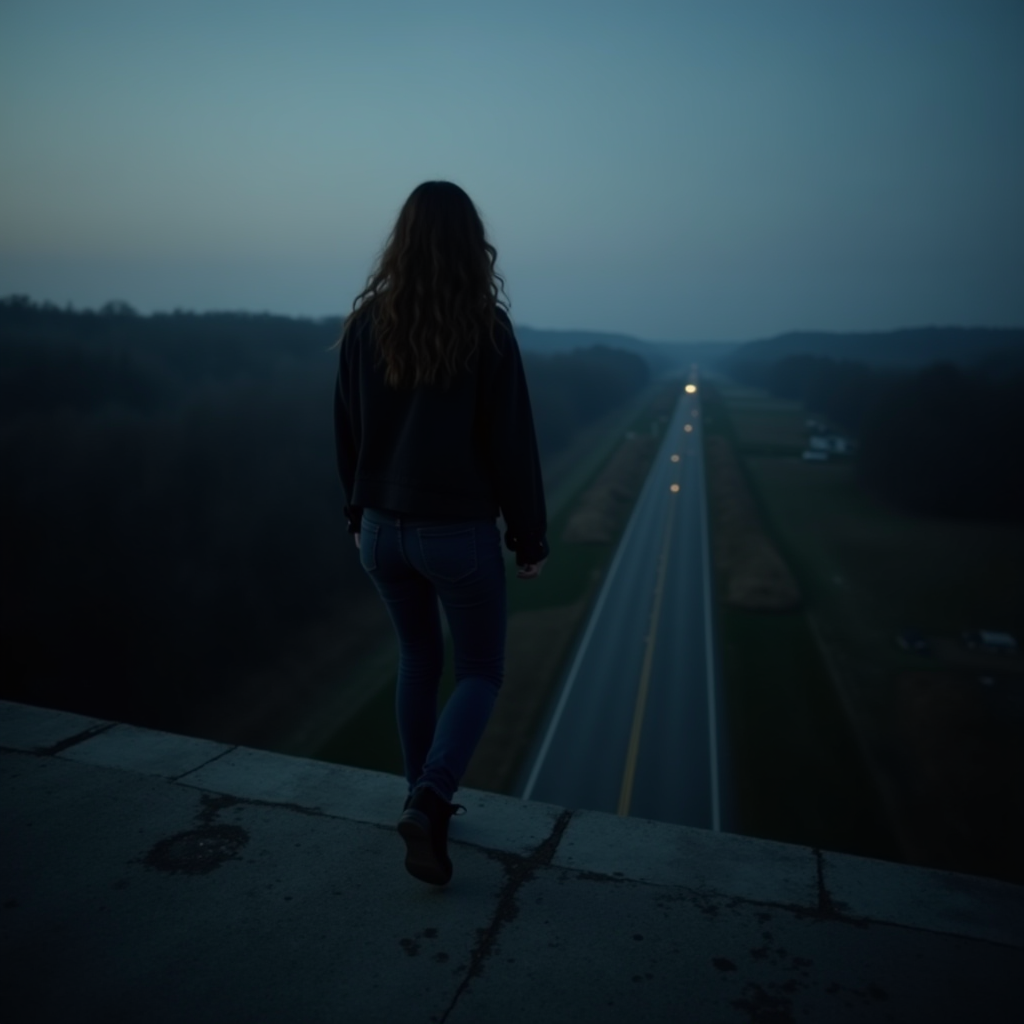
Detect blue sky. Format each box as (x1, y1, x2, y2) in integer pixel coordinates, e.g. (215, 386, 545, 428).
(1, 0, 1022, 340)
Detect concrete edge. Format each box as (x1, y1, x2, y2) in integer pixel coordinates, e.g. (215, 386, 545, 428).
(2, 698, 1020, 948)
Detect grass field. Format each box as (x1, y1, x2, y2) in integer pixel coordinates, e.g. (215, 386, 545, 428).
(703, 381, 900, 860)
(705, 377, 1024, 882)
(719, 608, 899, 858)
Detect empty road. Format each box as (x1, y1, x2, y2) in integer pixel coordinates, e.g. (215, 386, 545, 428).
(521, 374, 730, 830)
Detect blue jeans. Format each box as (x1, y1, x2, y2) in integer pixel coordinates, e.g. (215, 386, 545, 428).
(359, 509, 506, 802)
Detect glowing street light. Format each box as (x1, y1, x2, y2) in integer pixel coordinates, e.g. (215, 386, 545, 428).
(670, 483, 681, 493)
(670, 454, 680, 462)
(684, 383, 697, 394)
(684, 424, 693, 433)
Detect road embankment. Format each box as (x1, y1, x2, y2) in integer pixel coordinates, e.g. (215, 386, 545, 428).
(701, 378, 901, 864)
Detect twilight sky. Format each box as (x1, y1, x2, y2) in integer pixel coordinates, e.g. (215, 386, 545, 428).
(1, 1, 1022, 341)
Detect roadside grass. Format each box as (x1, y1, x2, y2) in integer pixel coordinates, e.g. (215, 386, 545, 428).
(720, 607, 898, 856)
(316, 382, 678, 776)
(727, 396, 807, 454)
(543, 381, 669, 520)
(706, 378, 1024, 880)
(702, 380, 901, 860)
(744, 454, 1024, 640)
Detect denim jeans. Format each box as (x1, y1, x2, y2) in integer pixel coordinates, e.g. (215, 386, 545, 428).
(359, 508, 506, 802)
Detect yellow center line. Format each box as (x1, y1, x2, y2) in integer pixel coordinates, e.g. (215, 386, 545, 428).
(617, 456, 681, 816)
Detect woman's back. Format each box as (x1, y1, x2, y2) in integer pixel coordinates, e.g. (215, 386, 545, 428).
(334, 181, 547, 563)
(333, 180, 548, 886)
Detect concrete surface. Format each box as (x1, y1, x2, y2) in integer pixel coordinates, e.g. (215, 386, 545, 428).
(1, 698, 1021, 1024)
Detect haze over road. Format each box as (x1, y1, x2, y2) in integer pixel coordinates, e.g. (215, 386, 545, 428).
(521, 376, 731, 830)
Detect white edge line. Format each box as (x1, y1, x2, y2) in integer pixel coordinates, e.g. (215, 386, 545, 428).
(698, 399, 722, 832)
(521, 429, 661, 801)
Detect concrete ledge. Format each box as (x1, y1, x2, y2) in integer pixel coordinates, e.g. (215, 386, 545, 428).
(179, 744, 575, 859)
(3, 699, 1019, 948)
(0, 700, 109, 752)
(61, 722, 233, 778)
(3, 698, 1022, 1024)
(555, 809, 819, 907)
(822, 849, 1024, 948)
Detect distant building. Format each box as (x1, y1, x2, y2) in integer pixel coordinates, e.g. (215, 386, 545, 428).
(808, 434, 850, 454)
(962, 630, 1019, 655)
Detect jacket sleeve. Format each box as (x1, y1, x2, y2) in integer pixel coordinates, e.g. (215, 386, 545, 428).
(487, 320, 550, 565)
(333, 336, 363, 534)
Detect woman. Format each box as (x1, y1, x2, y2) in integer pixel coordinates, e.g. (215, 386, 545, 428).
(334, 181, 549, 886)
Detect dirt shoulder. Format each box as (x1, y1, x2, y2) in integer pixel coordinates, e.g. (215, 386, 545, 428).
(462, 597, 591, 792)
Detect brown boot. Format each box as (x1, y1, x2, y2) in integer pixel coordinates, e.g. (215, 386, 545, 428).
(397, 787, 463, 885)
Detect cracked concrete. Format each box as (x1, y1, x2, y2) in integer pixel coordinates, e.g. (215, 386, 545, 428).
(440, 810, 575, 1021)
(1, 699, 1021, 1024)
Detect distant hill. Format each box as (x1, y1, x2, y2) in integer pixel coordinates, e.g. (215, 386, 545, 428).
(0, 294, 734, 379)
(514, 324, 661, 355)
(514, 324, 738, 374)
(732, 327, 1024, 369)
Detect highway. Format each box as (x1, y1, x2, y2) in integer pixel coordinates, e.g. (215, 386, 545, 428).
(520, 373, 731, 830)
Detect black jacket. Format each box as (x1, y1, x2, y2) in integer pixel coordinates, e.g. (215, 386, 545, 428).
(333, 306, 549, 565)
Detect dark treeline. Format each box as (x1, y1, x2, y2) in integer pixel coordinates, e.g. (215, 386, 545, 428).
(727, 350, 1024, 521)
(731, 326, 1024, 369)
(0, 296, 649, 730)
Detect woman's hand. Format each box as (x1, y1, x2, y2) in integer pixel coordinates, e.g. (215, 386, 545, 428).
(517, 558, 546, 580)
(354, 533, 361, 550)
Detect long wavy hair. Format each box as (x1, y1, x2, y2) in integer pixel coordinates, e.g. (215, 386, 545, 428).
(341, 181, 509, 388)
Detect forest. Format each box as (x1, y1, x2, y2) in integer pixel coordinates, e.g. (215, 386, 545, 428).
(0, 296, 651, 731)
(725, 348, 1024, 521)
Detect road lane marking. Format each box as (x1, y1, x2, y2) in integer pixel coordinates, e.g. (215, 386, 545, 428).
(697, 404, 722, 831)
(616, 466, 680, 816)
(520, 422, 663, 800)
(521, 386, 694, 804)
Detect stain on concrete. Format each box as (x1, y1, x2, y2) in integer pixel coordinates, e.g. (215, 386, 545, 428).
(399, 928, 444, 960)
(141, 790, 252, 876)
(732, 980, 796, 1024)
(144, 825, 249, 875)
(195, 792, 243, 824)
(824, 979, 891, 1010)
